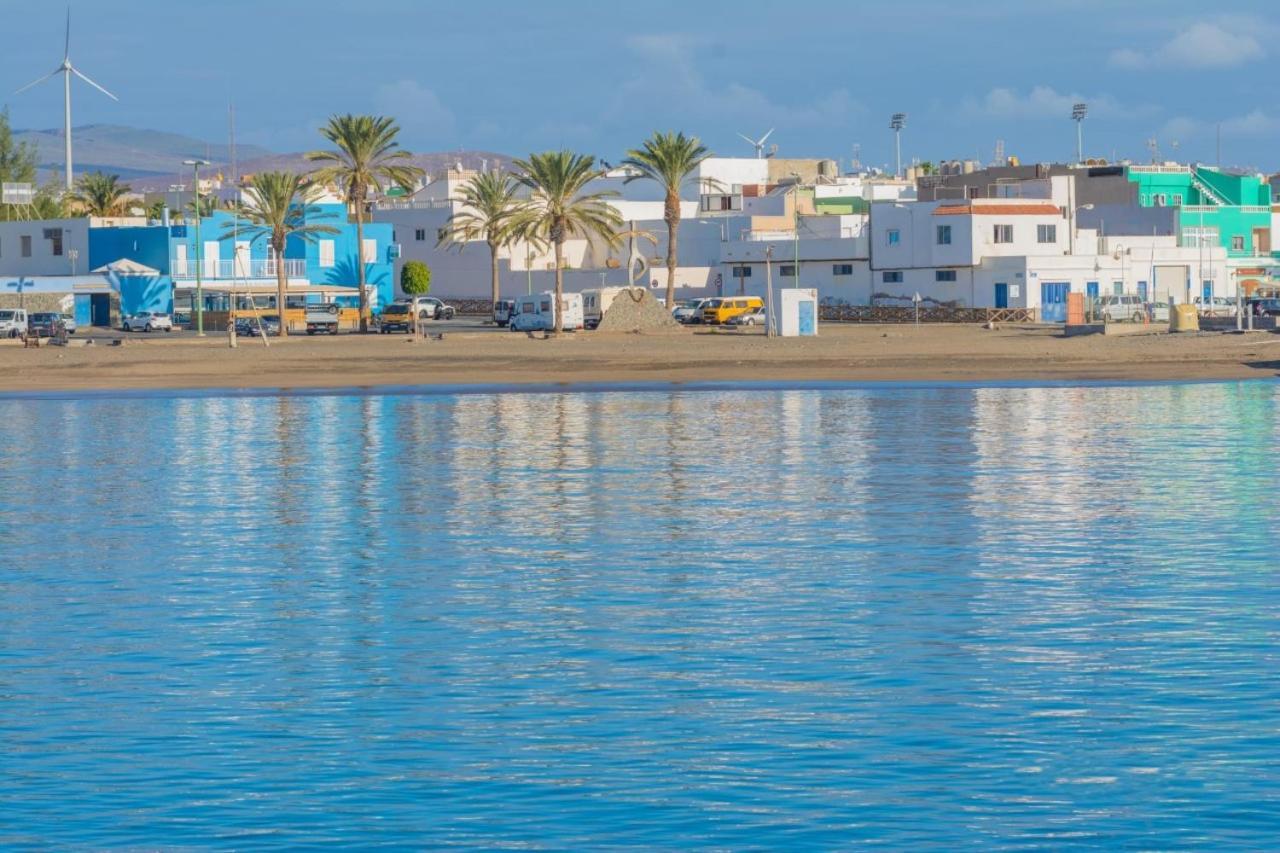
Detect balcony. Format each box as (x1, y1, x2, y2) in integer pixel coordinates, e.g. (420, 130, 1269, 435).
(171, 258, 307, 280)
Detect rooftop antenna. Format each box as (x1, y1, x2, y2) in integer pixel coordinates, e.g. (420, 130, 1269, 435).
(851, 143, 862, 170)
(13, 7, 118, 191)
(890, 113, 906, 178)
(737, 128, 774, 159)
(994, 139, 1005, 167)
(1071, 102, 1087, 164)
(1146, 137, 1159, 164)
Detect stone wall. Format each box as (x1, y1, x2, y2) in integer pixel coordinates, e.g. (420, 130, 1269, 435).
(0, 293, 73, 313)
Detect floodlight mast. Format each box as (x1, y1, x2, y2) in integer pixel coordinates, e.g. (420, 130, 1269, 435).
(1072, 102, 1088, 164)
(890, 113, 906, 178)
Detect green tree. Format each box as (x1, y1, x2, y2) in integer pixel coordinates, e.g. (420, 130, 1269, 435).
(0, 108, 38, 219)
(69, 171, 131, 216)
(186, 193, 220, 219)
(511, 150, 621, 333)
(224, 172, 339, 338)
(145, 199, 167, 221)
(401, 260, 431, 295)
(306, 114, 424, 332)
(621, 131, 714, 310)
(31, 179, 68, 219)
(436, 171, 523, 312)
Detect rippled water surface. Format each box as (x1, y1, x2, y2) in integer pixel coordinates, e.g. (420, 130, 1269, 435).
(2, 382, 1279, 848)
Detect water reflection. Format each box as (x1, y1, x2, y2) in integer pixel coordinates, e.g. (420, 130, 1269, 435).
(1, 382, 1278, 848)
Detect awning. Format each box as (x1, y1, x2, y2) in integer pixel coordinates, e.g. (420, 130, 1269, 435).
(91, 258, 162, 276)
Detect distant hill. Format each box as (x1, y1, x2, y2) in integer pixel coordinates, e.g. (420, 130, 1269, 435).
(15, 123, 274, 182)
(15, 124, 510, 192)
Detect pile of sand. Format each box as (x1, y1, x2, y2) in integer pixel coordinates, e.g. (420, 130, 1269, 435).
(596, 288, 681, 333)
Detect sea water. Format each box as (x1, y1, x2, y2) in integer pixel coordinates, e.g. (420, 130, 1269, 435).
(1, 382, 1278, 848)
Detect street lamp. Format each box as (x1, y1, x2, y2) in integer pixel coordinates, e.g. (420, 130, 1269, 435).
(183, 159, 210, 336)
(1072, 103, 1088, 164)
(890, 113, 907, 179)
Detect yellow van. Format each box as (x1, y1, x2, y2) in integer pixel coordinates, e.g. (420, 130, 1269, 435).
(702, 296, 764, 325)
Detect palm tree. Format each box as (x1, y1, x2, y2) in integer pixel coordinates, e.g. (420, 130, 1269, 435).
(306, 115, 424, 332)
(511, 151, 621, 333)
(621, 131, 714, 309)
(70, 171, 131, 216)
(437, 171, 523, 313)
(223, 171, 338, 338)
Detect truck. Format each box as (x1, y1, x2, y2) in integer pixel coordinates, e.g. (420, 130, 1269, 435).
(305, 303, 341, 335)
(0, 308, 29, 338)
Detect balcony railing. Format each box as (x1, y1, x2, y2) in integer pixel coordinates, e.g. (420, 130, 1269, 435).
(171, 258, 307, 280)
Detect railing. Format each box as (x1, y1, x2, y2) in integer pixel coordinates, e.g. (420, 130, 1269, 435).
(820, 305, 1037, 324)
(171, 258, 307, 280)
(375, 199, 455, 210)
(1128, 165, 1190, 174)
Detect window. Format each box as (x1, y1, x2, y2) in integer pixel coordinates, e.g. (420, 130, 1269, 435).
(935, 270, 957, 282)
(1113, 281, 1124, 296)
(993, 224, 1013, 244)
(936, 225, 952, 245)
(731, 265, 752, 278)
(886, 229, 901, 246)
(832, 263, 853, 276)
(414, 228, 426, 242)
(882, 271, 903, 283)
(780, 264, 796, 277)
(1036, 224, 1057, 243)
(1172, 194, 1183, 206)
(43, 228, 63, 256)
(20, 235, 31, 257)
(1231, 235, 1245, 252)
(318, 240, 335, 268)
(1154, 193, 1167, 206)
(362, 238, 377, 263)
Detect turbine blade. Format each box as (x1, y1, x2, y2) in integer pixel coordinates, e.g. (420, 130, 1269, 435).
(737, 132, 755, 145)
(71, 67, 118, 100)
(65, 7, 71, 61)
(759, 128, 775, 144)
(13, 68, 61, 96)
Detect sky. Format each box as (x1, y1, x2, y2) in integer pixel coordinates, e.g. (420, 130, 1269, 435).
(0, 0, 1277, 170)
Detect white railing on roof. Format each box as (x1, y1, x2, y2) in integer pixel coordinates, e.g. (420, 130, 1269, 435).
(1129, 165, 1190, 173)
(375, 198, 455, 210)
(171, 258, 307, 280)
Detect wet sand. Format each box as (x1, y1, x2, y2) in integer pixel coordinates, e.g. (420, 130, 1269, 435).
(2, 324, 1278, 393)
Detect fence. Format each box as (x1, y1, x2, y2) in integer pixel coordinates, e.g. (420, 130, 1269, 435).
(819, 305, 1037, 324)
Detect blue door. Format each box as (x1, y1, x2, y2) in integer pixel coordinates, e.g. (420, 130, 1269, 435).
(1203, 281, 1213, 302)
(798, 299, 816, 335)
(1040, 282, 1070, 323)
(74, 294, 92, 326)
(994, 282, 1008, 308)
(1086, 281, 1099, 301)
(90, 294, 111, 327)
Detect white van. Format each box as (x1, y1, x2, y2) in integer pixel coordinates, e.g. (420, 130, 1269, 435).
(510, 291, 584, 332)
(581, 286, 638, 329)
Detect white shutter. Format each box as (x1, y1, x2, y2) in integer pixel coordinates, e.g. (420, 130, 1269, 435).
(362, 239, 377, 264)
(319, 240, 335, 268)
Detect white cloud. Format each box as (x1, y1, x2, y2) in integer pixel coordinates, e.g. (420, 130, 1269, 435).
(613, 33, 864, 137)
(1221, 109, 1280, 136)
(373, 79, 457, 146)
(973, 86, 1123, 119)
(1109, 21, 1265, 69)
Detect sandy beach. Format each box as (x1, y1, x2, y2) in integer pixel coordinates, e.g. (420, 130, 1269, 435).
(2, 324, 1278, 393)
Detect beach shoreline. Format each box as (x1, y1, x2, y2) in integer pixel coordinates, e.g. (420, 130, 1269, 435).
(1, 324, 1277, 393)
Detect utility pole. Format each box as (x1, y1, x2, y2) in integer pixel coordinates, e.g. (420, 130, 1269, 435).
(765, 245, 776, 337)
(183, 158, 211, 336)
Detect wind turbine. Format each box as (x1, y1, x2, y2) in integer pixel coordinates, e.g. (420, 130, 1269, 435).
(14, 9, 118, 191)
(737, 128, 775, 159)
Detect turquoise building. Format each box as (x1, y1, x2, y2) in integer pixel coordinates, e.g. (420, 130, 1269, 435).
(1126, 166, 1272, 258)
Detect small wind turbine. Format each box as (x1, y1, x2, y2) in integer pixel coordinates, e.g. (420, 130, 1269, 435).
(13, 9, 118, 191)
(737, 128, 775, 159)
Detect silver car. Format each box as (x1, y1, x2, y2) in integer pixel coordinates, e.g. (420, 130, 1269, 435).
(122, 311, 174, 332)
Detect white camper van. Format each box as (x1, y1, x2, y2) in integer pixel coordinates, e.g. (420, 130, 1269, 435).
(581, 286, 640, 329)
(510, 291, 584, 332)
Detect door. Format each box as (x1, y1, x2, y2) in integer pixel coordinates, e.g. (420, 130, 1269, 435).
(798, 299, 816, 335)
(1040, 282, 1070, 323)
(994, 282, 1008, 309)
(1203, 281, 1213, 302)
(1085, 281, 1099, 319)
(203, 241, 221, 279)
(1254, 228, 1270, 255)
(74, 294, 92, 326)
(173, 243, 188, 277)
(90, 294, 110, 327)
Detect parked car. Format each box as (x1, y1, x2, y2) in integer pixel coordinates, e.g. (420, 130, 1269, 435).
(702, 296, 764, 325)
(726, 305, 767, 326)
(378, 301, 416, 334)
(414, 296, 456, 321)
(672, 298, 710, 324)
(0, 309, 28, 338)
(1147, 302, 1170, 322)
(1097, 294, 1146, 323)
(122, 312, 173, 332)
(234, 315, 280, 337)
(27, 312, 66, 337)
(1248, 298, 1280, 317)
(493, 299, 515, 327)
(60, 314, 77, 334)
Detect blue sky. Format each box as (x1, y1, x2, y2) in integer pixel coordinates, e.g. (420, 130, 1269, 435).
(1, 0, 1277, 169)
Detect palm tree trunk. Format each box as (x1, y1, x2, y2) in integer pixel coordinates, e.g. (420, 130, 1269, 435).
(275, 244, 289, 338)
(665, 214, 679, 311)
(489, 240, 500, 315)
(553, 239, 564, 334)
(355, 207, 368, 333)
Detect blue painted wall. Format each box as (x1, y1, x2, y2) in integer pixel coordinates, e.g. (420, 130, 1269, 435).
(116, 274, 174, 315)
(88, 226, 172, 273)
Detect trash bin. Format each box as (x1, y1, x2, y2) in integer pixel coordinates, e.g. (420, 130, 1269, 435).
(1170, 304, 1199, 332)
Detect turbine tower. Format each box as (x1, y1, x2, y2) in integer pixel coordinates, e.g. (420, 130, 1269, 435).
(737, 128, 775, 159)
(14, 9, 118, 191)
